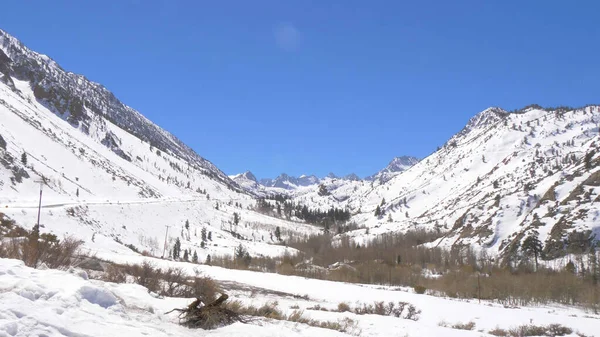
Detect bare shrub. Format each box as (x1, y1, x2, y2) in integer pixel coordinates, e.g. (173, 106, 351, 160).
(489, 327, 509, 336)
(452, 321, 476, 330)
(337, 302, 351, 312)
(413, 285, 426, 294)
(508, 324, 572, 337)
(125, 261, 162, 293)
(0, 229, 83, 270)
(103, 264, 127, 283)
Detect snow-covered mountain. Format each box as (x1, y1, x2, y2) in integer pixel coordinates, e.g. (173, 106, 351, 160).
(0, 29, 318, 260)
(259, 173, 320, 190)
(365, 156, 420, 182)
(291, 105, 600, 261)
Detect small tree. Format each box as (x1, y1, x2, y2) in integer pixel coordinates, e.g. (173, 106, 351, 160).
(522, 235, 543, 271)
(208, 231, 212, 241)
(192, 250, 198, 263)
(274, 226, 281, 241)
(201, 227, 207, 242)
(21, 152, 27, 165)
(76, 188, 79, 197)
(185, 220, 190, 230)
(233, 212, 240, 226)
(380, 198, 386, 206)
(183, 249, 189, 261)
(387, 213, 393, 223)
(205, 254, 211, 265)
(173, 238, 181, 260)
(234, 244, 251, 267)
(374, 205, 381, 217)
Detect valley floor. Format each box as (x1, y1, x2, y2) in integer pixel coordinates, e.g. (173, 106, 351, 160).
(1, 255, 599, 337)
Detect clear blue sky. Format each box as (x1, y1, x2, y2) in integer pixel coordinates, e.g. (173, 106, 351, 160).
(2, 1, 599, 179)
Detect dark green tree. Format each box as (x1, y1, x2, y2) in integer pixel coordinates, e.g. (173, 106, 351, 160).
(521, 235, 543, 271)
(173, 237, 181, 260)
(274, 226, 281, 241)
(374, 205, 381, 217)
(205, 254, 212, 265)
(233, 212, 240, 226)
(201, 227, 207, 242)
(183, 249, 189, 261)
(208, 231, 212, 241)
(21, 152, 27, 165)
(185, 219, 189, 230)
(192, 250, 198, 263)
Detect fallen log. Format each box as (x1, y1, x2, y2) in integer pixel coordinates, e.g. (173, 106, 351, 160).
(166, 293, 245, 330)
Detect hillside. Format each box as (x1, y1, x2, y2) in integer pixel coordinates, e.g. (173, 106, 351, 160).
(0, 29, 319, 260)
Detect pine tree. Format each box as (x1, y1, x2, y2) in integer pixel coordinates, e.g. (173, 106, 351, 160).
(208, 231, 212, 241)
(183, 249, 189, 261)
(387, 213, 393, 222)
(521, 235, 543, 271)
(275, 226, 281, 241)
(205, 254, 211, 265)
(374, 205, 381, 217)
(21, 152, 27, 165)
(233, 212, 240, 226)
(192, 250, 198, 263)
(76, 188, 79, 197)
(201, 227, 207, 242)
(173, 238, 181, 260)
(380, 198, 386, 206)
(185, 219, 189, 230)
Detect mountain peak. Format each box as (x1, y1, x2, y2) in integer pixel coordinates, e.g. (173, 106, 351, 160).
(365, 155, 419, 181)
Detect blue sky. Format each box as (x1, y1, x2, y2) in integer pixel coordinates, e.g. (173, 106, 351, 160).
(2, 1, 599, 179)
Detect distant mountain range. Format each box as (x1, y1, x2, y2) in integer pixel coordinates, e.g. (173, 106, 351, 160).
(231, 156, 420, 192)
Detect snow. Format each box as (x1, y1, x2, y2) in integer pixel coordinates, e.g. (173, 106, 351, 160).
(1, 257, 599, 336)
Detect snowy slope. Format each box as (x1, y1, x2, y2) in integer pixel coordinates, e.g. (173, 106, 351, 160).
(289, 106, 600, 261)
(2, 257, 599, 337)
(0, 30, 320, 259)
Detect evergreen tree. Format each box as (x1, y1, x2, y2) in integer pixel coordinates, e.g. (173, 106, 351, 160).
(208, 231, 212, 241)
(233, 212, 240, 226)
(76, 188, 79, 197)
(173, 238, 181, 260)
(200, 241, 205, 248)
(201, 227, 207, 242)
(234, 244, 251, 267)
(380, 198, 386, 206)
(521, 235, 543, 271)
(387, 213, 393, 222)
(374, 205, 381, 217)
(185, 219, 189, 230)
(183, 249, 189, 261)
(21, 152, 27, 165)
(192, 250, 198, 263)
(274, 226, 281, 241)
(205, 254, 211, 265)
